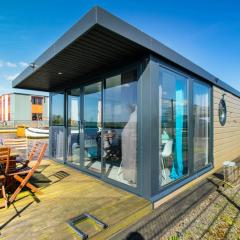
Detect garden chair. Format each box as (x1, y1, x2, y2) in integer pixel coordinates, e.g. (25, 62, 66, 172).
(3, 138, 28, 161)
(17, 142, 40, 168)
(7, 143, 48, 205)
(0, 147, 10, 208)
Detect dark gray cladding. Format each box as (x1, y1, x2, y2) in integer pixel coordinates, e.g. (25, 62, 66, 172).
(13, 6, 240, 97)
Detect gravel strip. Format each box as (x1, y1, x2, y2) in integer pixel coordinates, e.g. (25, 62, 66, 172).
(161, 184, 240, 240)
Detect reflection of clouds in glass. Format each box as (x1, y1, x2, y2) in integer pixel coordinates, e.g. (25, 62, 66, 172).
(84, 95, 101, 122)
(52, 94, 64, 125)
(104, 80, 137, 123)
(193, 82, 210, 170)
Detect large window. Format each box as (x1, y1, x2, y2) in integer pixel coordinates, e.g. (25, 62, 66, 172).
(159, 68, 188, 187)
(51, 126, 65, 161)
(193, 82, 211, 171)
(104, 69, 138, 187)
(50, 93, 65, 161)
(32, 113, 42, 121)
(67, 88, 80, 166)
(83, 82, 102, 173)
(32, 96, 43, 105)
(159, 66, 212, 189)
(51, 93, 64, 125)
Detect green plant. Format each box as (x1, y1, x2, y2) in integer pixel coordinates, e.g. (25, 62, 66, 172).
(169, 235, 180, 240)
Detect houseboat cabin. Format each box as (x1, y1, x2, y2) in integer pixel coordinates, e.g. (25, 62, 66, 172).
(13, 7, 240, 204)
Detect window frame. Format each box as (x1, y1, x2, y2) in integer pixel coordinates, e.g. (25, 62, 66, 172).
(103, 68, 138, 187)
(61, 61, 142, 196)
(192, 79, 213, 173)
(156, 61, 213, 196)
(50, 92, 65, 126)
(218, 97, 227, 126)
(159, 66, 190, 188)
(49, 92, 66, 163)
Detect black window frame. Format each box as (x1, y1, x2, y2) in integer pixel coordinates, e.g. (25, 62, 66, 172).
(218, 97, 227, 126)
(58, 61, 142, 197)
(50, 92, 65, 126)
(192, 79, 213, 173)
(152, 57, 213, 200)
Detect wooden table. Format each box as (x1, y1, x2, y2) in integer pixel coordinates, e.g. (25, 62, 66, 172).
(10, 153, 18, 170)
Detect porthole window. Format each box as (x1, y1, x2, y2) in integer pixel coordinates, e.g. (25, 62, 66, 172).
(219, 97, 227, 126)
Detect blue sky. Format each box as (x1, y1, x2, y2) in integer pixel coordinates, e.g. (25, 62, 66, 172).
(1, 0, 240, 94)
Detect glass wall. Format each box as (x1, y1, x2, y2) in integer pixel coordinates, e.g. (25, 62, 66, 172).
(193, 82, 211, 171)
(83, 82, 102, 173)
(158, 65, 212, 191)
(51, 126, 65, 161)
(48, 61, 212, 198)
(50, 93, 65, 161)
(159, 68, 188, 187)
(51, 93, 64, 125)
(104, 69, 138, 187)
(67, 88, 80, 166)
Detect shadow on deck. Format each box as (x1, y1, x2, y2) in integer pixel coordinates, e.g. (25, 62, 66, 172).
(0, 160, 151, 240)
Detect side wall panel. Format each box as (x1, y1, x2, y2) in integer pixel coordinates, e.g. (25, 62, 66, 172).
(10, 94, 15, 121)
(213, 86, 240, 168)
(14, 94, 31, 120)
(43, 97, 49, 120)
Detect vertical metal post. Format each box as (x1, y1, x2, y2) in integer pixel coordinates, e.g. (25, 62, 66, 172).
(188, 78, 194, 175)
(139, 55, 159, 199)
(64, 91, 68, 164)
(49, 93, 53, 159)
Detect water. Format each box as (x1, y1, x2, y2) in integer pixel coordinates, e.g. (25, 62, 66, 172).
(0, 132, 49, 158)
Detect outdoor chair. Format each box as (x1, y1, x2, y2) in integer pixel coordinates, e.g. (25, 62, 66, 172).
(3, 138, 28, 161)
(0, 147, 11, 208)
(16, 142, 40, 168)
(7, 143, 48, 205)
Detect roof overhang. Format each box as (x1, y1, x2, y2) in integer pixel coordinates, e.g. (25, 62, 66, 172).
(13, 6, 240, 97)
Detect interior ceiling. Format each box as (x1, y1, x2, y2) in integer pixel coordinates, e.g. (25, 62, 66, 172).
(17, 25, 148, 92)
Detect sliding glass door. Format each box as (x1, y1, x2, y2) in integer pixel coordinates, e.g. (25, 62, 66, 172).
(67, 88, 80, 166)
(50, 93, 65, 162)
(159, 68, 188, 187)
(83, 82, 102, 174)
(66, 82, 102, 174)
(193, 81, 211, 171)
(65, 69, 138, 189)
(158, 66, 212, 190)
(104, 70, 138, 187)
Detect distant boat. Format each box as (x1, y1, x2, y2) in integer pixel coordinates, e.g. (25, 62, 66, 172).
(25, 127, 49, 138)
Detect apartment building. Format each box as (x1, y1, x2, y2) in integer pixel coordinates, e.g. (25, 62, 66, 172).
(0, 93, 49, 122)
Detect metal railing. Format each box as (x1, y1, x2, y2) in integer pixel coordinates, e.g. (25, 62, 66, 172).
(0, 120, 49, 129)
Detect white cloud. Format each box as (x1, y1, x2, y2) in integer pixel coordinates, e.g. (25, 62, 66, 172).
(4, 73, 19, 82)
(19, 61, 29, 68)
(0, 60, 29, 68)
(5, 61, 17, 67)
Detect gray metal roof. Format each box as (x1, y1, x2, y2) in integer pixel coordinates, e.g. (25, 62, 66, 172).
(12, 6, 240, 97)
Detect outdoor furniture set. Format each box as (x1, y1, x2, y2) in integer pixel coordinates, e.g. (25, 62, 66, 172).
(0, 141, 47, 208)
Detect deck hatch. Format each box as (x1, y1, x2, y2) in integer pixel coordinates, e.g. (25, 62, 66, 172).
(67, 213, 108, 239)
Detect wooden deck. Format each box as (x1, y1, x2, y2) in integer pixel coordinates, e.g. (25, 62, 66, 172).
(0, 160, 151, 240)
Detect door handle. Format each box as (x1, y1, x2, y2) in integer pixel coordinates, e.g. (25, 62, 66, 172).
(79, 120, 84, 133)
